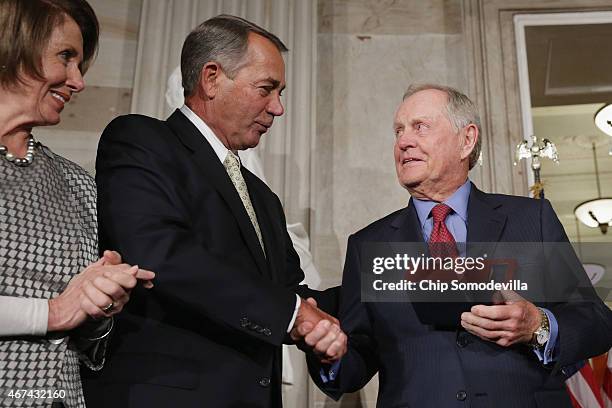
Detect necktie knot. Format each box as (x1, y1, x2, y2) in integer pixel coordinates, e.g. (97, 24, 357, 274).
(431, 203, 453, 223)
(223, 151, 240, 171)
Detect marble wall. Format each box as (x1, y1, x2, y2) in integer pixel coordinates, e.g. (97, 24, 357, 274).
(35, 0, 142, 174)
(310, 1, 469, 406)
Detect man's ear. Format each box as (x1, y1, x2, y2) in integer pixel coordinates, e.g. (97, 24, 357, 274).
(460, 123, 479, 161)
(198, 62, 223, 98)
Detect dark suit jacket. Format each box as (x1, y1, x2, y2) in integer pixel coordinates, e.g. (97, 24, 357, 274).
(311, 184, 612, 408)
(82, 110, 337, 408)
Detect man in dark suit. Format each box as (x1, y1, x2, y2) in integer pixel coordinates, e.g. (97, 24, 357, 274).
(307, 84, 612, 407)
(82, 15, 346, 408)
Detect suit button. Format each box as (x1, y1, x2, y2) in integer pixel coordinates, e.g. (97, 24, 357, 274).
(240, 318, 249, 328)
(262, 328, 272, 336)
(456, 333, 469, 348)
(259, 377, 270, 387)
(456, 390, 467, 401)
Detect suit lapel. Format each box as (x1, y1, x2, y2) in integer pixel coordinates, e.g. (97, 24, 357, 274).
(389, 199, 425, 243)
(165, 110, 268, 276)
(466, 183, 507, 243)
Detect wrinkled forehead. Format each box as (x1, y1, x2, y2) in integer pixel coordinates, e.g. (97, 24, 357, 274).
(394, 89, 449, 122)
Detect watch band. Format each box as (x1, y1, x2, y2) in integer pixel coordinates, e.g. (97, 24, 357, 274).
(530, 307, 550, 347)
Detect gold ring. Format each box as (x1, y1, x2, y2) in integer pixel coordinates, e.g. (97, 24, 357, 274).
(102, 302, 114, 312)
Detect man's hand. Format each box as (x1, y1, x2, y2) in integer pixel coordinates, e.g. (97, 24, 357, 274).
(293, 297, 339, 331)
(290, 298, 347, 362)
(460, 290, 541, 347)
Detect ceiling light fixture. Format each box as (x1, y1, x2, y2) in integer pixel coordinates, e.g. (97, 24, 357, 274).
(594, 103, 612, 155)
(574, 142, 612, 234)
(595, 104, 612, 136)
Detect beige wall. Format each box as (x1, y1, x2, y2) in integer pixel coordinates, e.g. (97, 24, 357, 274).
(312, 0, 468, 287)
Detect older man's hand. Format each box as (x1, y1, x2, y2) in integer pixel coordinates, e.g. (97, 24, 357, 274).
(290, 298, 347, 362)
(460, 290, 541, 347)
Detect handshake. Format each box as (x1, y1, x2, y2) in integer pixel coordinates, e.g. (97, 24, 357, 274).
(290, 297, 347, 363)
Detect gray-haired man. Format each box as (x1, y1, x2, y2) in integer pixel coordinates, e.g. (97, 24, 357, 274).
(83, 15, 345, 408)
(307, 84, 612, 407)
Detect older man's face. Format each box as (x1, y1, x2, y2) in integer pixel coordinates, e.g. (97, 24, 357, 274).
(393, 89, 467, 200)
(213, 33, 285, 150)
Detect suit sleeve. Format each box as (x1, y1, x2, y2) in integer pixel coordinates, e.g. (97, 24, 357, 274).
(96, 116, 298, 347)
(267, 181, 341, 337)
(308, 234, 379, 399)
(540, 199, 612, 370)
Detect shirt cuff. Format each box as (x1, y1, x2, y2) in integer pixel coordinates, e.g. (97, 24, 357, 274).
(286, 295, 301, 333)
(320, 359, 342, 383)
(532, 308, 558, 364)
(34, 298, 49, 335)
(0, 296, 48, 336)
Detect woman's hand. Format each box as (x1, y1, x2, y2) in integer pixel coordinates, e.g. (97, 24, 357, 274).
(47, 255, 155, 332)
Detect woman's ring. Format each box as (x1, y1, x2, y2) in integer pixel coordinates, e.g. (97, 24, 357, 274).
(102, 302, 114, 312)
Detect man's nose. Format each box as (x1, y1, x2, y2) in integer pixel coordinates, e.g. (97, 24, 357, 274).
(396, 131, 417, 150)
(267, 93, 284, 117)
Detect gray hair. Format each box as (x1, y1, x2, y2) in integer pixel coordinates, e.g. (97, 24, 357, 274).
(181, 14, 288, 97)
(402, 83, 482, 170)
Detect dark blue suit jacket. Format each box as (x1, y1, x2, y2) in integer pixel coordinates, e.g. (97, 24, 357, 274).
(312, 184, 612, 408)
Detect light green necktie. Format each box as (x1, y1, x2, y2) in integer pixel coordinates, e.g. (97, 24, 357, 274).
(223, 151, 266, 255)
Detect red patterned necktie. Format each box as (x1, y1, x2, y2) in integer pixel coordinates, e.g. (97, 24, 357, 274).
(428, 203, 459, 258)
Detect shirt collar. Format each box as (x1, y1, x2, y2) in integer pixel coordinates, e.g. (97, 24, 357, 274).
(179, 104, 239, 165)
(412, 179, 471, 228)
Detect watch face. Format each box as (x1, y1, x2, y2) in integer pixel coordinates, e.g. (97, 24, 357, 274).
(537, 330, 550, 345)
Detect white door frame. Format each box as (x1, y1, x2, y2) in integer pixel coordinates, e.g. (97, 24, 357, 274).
(513, 11, 612, 189)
